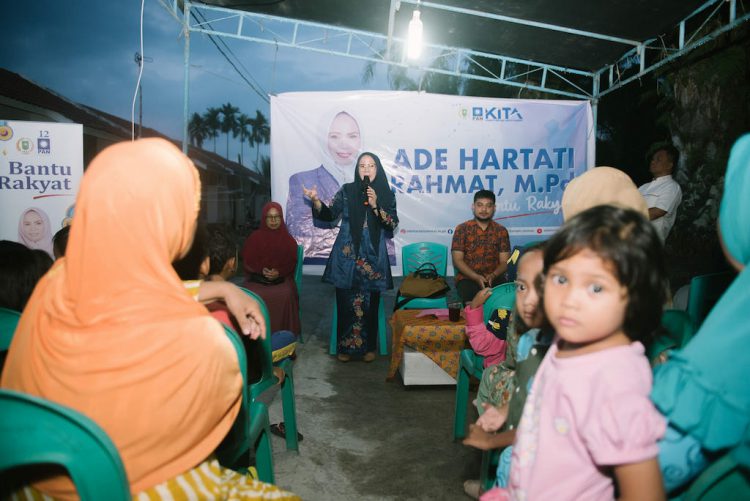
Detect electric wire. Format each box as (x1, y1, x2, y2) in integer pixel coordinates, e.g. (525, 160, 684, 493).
(191, 7, 270, 103)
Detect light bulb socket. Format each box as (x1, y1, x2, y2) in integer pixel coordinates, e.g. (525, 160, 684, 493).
(407, 9, 423, 59)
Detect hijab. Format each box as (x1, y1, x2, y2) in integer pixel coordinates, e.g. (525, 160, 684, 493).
(17, 206, 54, 257)
(561, 166, 648, 221)
(652, 134, 750, 457)
(345, 152, 395, 255)
(319, 110, 363, 186)
(242, 202, 298, 277)
(1, 138, 242, 498)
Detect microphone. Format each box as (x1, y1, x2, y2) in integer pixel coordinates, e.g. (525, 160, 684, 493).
(362, 175, 370, 206)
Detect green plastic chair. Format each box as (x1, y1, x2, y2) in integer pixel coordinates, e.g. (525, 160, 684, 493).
(215, 324, 275, 484)
(0, 307, 21, 351)
(396, 242, 449, 310)
(293, 245, 304, 343)
(682, 453, 750, 500)
(0, 389, 130, 501)
(329, 295, 388, 356)
(686, 270, 735, 329)
(648, 309, 696, 361)
(240, 287, 299, 452)
(453, 282, 516, 441)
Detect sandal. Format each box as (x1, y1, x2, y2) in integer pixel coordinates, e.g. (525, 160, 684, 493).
(337, 354, 351, 362)
(363, 352, 376, 363)
(269, 422, 304, 442)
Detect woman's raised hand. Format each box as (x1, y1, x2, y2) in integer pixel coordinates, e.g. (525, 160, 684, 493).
(302, 185, 318, 202)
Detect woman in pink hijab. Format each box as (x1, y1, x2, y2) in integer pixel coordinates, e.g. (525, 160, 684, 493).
(17, 206, 54, 257)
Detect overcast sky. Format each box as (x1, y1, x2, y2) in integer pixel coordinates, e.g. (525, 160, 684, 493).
(3, 1, 393, 169)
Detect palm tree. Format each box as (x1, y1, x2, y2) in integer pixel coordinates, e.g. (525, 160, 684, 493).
(235, 113, 254, 167)
(219, 102, 240, 158)
(259, 155, 271, 180)
(249, 110, 270, 171)
(188, 112, 210, 149)
(203, 107, 222, 153)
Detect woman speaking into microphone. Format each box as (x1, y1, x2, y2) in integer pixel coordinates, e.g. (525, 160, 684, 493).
(303, 152, 398, 362)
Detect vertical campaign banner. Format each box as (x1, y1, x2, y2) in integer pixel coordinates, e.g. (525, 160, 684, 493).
(0, 121, 83, 258)
(271, 91, 593, 274)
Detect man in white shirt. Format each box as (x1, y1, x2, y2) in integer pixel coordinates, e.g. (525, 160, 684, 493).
(638, 145, 682, 242)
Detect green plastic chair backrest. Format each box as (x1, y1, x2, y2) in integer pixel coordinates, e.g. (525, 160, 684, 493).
(294, 245, 303, 292)
(648, 309, 696, 360)
(215, 324, 251, 467)
(0, 307, 21, 351)
(0, 389, 130, 501)
(484, 282, 516, 324)
(238, 288, 276, 398)
(687, 270, 735, 329)
(401, 242, 448, 276)
(683, 453, 750, 500)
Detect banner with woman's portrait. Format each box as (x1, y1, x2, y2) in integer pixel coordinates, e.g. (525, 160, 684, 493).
(271, 91, 594, 274)
(0, 120, 83, 258)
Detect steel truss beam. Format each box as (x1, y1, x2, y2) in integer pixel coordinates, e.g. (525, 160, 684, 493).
(168, 0, 598, 100)
(164, 0, 749, 151)
(598, 0, 750, 97)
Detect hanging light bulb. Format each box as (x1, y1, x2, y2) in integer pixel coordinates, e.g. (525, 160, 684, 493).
(407, 9, 423, 60)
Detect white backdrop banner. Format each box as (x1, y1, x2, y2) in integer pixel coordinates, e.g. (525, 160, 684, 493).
(271, 91, 594, 275)
(0, 120, 83, 258)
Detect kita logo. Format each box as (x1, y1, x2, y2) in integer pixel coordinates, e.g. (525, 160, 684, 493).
(471, 106, 523, 122)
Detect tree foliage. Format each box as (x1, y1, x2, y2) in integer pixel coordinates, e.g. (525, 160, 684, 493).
(188, 104, 271, 177)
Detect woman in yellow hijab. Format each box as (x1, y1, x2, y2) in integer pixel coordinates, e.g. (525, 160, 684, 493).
(2, 139, 297, 500)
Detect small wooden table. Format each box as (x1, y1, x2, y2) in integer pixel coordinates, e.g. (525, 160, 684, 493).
(387, 309, 468, 382)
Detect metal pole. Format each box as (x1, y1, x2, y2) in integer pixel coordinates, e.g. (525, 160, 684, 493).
(182, 0, 191, 154)
(592, 74, 600, 166)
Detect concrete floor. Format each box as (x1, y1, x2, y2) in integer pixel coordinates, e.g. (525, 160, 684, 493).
(260, 275, 481, 500)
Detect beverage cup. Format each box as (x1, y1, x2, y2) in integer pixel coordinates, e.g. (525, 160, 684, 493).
(448, 302, 462, 322)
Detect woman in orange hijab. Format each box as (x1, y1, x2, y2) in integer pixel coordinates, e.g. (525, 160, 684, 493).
(1, 139, 297, 500)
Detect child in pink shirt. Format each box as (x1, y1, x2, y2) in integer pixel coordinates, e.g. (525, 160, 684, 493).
(464, 281, 517, 368)
(487, 205, 668, 501)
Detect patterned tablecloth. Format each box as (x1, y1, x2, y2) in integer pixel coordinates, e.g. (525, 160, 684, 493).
(387, 309, 468, 380)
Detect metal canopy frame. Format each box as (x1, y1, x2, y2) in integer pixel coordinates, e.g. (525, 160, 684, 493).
(163, 0, 749, 153)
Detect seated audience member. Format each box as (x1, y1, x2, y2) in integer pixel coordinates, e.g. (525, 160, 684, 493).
(173, 222, 263, 383)
(206, 223, 239, 281)
(52, 225, 71, 259)
(0, 240, 53, 312)
(486, 205, 668, 501)
(203, 222, 301, 442)
(638, 144, 683, 242)
(174, 223, 297, 384)
(451, 190, 511, 304)
(652, 134, 750, 493)
(242, 202, 301, 336)
(561, 166, 649, 220)
(462, 167, 651, 498)
(463, 290, 510, 370)
(0, 242, 53, 371)
(462, 244, 550, 499)
(1, 139, 297, 500)
(172, 221, 211, 280)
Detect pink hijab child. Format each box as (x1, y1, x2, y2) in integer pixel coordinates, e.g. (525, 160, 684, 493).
(18, 207, 54, 257)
